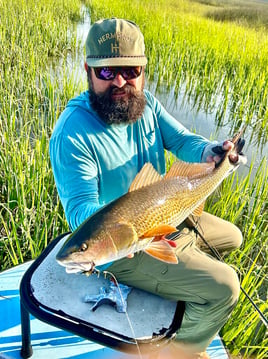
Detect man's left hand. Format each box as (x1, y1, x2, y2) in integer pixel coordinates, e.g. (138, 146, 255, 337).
(202, 140, 240, 164)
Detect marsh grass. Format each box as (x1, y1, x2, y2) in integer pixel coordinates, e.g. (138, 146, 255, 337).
(208, 162, 268, 358)
(0, 0, 84, 269)
(1, 0, 267, 357)
(206, 6, 268, 30)
(191, 0, 268, 29)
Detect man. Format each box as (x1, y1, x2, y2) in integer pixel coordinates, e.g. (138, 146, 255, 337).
(49, 18, 243, 358)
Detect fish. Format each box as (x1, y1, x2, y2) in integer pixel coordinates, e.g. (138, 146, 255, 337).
(56, 132, 247, 274)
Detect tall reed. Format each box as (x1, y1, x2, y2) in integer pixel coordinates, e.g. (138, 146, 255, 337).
(0, 0, 84, 269)
(206, 161, 268, 358)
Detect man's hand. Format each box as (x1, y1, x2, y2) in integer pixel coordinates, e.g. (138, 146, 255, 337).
(202, 140, 239, 164)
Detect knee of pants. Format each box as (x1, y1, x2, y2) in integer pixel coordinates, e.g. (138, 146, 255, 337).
(220, 222, 243, 251)
(231, 225, 243, 249)
(217, 265, 240, 304)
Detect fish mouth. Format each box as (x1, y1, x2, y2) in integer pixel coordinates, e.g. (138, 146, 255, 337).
(57, 260, 95, 274)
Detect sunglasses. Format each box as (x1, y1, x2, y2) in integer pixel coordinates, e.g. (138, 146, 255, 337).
(93, 66, 142, 81)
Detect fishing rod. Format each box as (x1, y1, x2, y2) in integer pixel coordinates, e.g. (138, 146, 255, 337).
(184, 216, 268, 328)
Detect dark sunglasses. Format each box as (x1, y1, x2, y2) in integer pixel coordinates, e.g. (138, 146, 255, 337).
(93, 66, 142, 81)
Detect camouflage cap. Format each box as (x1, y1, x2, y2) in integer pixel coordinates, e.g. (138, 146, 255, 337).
(85, 18, 147, 67)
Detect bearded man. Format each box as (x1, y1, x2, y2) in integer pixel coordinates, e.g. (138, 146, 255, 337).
(49, 18, 243, 358)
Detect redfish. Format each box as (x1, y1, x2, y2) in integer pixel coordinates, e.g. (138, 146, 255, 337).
(56, 133, 246, 274)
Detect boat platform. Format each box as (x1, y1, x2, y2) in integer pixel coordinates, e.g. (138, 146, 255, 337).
(0, 235, 229, 359)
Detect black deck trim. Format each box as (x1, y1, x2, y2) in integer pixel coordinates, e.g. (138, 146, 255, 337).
(20, 233, 185, 356)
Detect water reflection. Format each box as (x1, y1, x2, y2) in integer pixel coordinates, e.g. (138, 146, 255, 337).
(152, 83, 267, 172)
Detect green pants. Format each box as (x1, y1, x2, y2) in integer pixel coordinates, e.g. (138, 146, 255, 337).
(108, 212, 242, 352)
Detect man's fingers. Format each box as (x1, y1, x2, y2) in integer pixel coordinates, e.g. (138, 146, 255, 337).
(229, 153, 239, 163)
(222, 140, 234, 151)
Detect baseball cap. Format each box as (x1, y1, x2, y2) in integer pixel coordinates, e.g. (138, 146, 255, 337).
(85, 18, 147, 67)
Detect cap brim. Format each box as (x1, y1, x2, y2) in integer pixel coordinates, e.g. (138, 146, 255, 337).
(86, 56, 147, 67)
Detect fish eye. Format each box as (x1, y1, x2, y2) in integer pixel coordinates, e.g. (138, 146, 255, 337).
(80, 243, 88, 251)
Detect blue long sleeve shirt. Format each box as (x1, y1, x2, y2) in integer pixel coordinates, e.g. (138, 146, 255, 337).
(49, 89, 210, 232)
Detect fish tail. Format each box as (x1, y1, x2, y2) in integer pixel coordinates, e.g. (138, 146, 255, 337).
(231, 126, 246, 154)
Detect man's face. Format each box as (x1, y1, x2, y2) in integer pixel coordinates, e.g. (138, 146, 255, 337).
(86, 64, 146, 125)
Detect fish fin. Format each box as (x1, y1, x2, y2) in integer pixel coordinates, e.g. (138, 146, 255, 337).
(129, 163, 162, 192)
(152, 236, 177, 248)
(140, 224, 177, 238)
(164, 238, 177, 248)
(165, 239, 177, 248)
(165, 161, 215, 179)
(144, 241, 178, 264)
(192, 202, 205, 217)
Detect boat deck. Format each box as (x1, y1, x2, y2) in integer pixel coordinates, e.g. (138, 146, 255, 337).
(0, 260, 229, 359)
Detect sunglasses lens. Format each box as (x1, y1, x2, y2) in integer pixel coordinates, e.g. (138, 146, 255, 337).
(121, 67, 142, 80)
(94, 67, 115, 80)
(94, 67, 142, 81)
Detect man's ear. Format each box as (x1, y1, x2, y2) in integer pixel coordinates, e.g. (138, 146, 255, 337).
(84, 62, 89, 72)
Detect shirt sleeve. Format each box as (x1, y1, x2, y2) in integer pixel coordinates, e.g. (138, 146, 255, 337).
(49, 132, 101, 231)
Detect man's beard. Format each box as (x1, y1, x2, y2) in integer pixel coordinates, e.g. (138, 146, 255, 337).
(88, 76, 147, 125)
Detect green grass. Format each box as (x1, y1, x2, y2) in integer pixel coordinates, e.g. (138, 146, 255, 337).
(205, 161, 268, 358)
(0, 0, 267, 357)
(0, 0, 84, 269)
(191, 0, 268, 29)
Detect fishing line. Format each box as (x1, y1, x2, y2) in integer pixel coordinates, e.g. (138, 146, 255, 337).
(102, 270, 144, 359)
(185, 216, 268, 328)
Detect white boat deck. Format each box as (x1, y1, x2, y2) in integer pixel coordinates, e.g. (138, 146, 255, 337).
(0, 259, 229, 359)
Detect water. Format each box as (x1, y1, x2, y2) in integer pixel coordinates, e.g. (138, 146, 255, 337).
(161, 89, 267, 174)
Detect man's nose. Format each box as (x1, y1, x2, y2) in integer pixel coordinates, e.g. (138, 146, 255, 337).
(112, 73, 127, 88)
